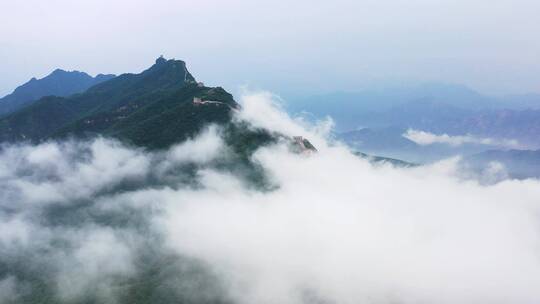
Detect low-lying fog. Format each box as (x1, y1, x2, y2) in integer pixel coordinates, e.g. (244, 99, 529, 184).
(1, 92, 539, 304)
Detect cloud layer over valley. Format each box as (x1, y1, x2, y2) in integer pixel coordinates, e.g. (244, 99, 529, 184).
(1, 93, 540, 304)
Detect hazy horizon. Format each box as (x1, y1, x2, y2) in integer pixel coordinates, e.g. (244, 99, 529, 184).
(1, 0, 540, 97)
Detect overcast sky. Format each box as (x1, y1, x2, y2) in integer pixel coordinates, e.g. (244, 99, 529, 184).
(1, 0, 539, 97)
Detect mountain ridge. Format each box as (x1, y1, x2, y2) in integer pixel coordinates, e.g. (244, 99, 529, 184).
(0, 69, 115, 117)
(0, 57, 239, 149)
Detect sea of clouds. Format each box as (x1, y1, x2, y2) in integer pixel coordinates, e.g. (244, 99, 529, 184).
(1, 92, 540, 304)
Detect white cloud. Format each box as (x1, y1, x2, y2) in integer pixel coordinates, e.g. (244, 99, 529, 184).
(1, 93, 540, 303)
(237, 90, 334, 149)
(56, 227, 135, 302)
(403, 129, 521, 148)
(156, 94, 540, 304)
(168, 125, 225, 164)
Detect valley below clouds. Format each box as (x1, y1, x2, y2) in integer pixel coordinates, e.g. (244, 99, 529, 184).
(1, 93, 540, 304)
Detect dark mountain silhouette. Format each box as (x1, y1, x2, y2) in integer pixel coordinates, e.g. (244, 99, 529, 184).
(0, 69, 115, 116)
(0, 57, 243, 149)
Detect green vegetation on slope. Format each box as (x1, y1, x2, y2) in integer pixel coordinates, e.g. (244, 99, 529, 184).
(0, 57, 239, 149)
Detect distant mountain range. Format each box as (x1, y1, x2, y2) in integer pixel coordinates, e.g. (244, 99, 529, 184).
(288, 85, 540, 149)
(465, 149, 540, 179)
(337, 127, 498, 163)
(351, 102, 540, 149)
(289, 84, 540, 176)
(0, 69, 115, 117)
(340, 127, 540, 179)
(288, 83, 495, 121)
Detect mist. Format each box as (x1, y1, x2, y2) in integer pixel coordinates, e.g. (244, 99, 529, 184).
(1, 93, 540, 303)
(2, 0, 540, 97)
(403, 129, 522, 148)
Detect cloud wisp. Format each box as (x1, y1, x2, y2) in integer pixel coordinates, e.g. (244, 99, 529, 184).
(403, 128, 521, 148)
(0, 93, 540, 303)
